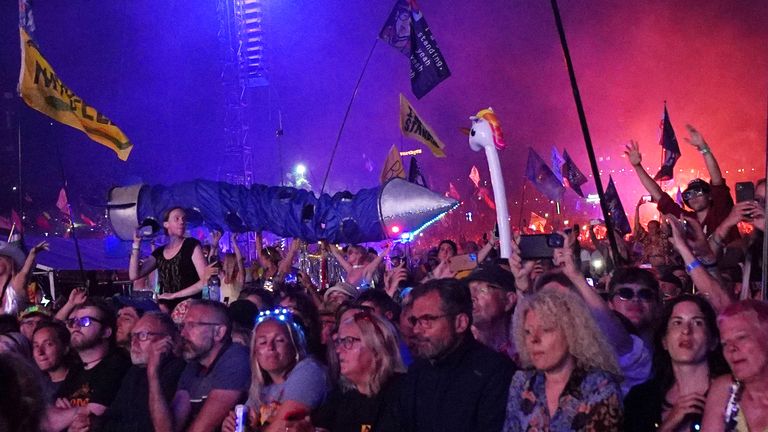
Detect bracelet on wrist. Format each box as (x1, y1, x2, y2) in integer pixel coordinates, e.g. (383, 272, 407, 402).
(685, 259, 703, 274)
(699, 146, 711, 155)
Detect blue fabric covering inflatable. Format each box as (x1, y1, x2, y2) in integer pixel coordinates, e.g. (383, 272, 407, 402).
(136, 180, 383, 244)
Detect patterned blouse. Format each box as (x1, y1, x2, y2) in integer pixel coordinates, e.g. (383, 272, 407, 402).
(504, 367, 623, 432)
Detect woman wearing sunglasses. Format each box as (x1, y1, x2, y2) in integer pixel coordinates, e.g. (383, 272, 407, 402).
(624, 295, 729, 432)
(221, 309, 330, 432)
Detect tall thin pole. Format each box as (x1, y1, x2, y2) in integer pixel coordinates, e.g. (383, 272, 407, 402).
(549, 0, 622, 264)
(320, 39, 378, 195)
(518, 181, 527, 229)
(761, 96, 768, 300)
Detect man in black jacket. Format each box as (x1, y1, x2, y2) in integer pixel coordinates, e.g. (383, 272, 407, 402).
(393, 278, 515, 432)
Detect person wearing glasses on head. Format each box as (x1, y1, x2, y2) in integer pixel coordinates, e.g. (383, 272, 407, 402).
(301, 310, 406, 432)
(97, 311, 186, 432)
(395, 278, 515, 432)
(47, 299, 131, 432)
(221, 308, 330, 432)
(624, 125, 738, 245)
(155, 300, 250, 432)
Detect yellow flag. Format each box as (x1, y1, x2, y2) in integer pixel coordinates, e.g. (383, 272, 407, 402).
(399, 93, 446, 157)
(380, 144, 406, 184)
(17, 28, 133, 161)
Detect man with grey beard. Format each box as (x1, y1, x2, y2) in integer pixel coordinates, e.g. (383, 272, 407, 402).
(149, 300, 250, 432)
(95, 311, 186, 432)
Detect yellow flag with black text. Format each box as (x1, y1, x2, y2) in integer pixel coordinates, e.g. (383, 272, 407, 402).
(399, 93, 446, 158)
(380, 144, 406, 184)
(17, 28, 133, 161)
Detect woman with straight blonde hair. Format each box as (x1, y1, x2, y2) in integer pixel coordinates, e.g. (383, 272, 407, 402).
(504, 288, 623, 431)
(221, 309, 330, 432)
(306, 309, 406, 432)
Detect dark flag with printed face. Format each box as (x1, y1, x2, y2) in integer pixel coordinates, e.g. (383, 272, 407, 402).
(604, 176, 631, 235)
(562, 150, 588, 197)
(380, 0, 451, 99)
(525, 148, 565, 201)
(653, 106, 681, 181)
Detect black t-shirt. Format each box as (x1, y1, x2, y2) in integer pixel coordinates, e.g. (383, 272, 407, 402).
(57, 349, 132, 408)
(152, 238, 201, 298)
(313, 374, 403, 432)
(94, 356, 186, 432)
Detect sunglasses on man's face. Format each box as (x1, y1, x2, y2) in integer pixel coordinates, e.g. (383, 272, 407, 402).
(682, 189, 707, 201)
(615, 287, 657, 302)
(66, 316, 103, 329)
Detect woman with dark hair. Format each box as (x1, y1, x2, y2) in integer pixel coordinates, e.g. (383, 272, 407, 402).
(279, 289, 324, 360)
(254, 232, 301, 292)
(31, 320, 80, 400)
(129, 207, 214, 305)
(624, 295, 729, 431)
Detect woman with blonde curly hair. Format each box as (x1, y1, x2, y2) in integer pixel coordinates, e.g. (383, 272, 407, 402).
(504, 288, 623, 431)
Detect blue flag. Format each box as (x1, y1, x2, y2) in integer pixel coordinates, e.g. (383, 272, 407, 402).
(562, 150, 588, 198)
(604, 176, 631, 235)
(653, 105, 681, 181)
(525, 148, 565, 201)
(380, 0, 451, 99)
(551, 146, 565, 183)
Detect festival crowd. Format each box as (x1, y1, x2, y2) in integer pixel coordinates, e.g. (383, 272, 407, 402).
(1, 129, 767, 431)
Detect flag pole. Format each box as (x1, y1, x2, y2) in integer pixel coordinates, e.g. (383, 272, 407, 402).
(54, 142, 87, 288)
(518, 181, 527, 229)
(320, 38, 379, 195)
(549, 0, 622, 264)
(761, 95, 768, 301)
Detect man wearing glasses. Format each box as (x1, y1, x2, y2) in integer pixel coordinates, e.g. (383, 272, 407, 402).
(99, 311, 186, 431)
(48, 299, 131, 431)
(625, 125, 737, 242)
(394, 278, 515, 432)
(150, 300, 250, 432)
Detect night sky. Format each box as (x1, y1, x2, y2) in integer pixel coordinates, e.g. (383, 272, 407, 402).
(1, 0, 766, 238)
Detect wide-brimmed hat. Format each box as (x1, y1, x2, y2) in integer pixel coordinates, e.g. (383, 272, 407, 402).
(0, 242, 25, 270)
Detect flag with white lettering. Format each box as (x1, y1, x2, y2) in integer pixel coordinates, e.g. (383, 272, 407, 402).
(380, 0, 450, 99)
(17, 28, 133, 160)
(399, 93, 446, 157)
(551, 146, 565, 183)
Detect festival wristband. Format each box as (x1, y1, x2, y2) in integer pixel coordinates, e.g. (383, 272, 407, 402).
(685, 260, 702, 274)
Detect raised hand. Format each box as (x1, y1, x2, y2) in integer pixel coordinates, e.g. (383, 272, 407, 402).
(67, 287, 88, 307)
(510, 234, 535, 293)
(659, 392, 706, 432)
(31, 241, 50, 255)
(684, 124, 708, 150)
(146, 336, 173, 375)
(624, 140, 642, 166)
